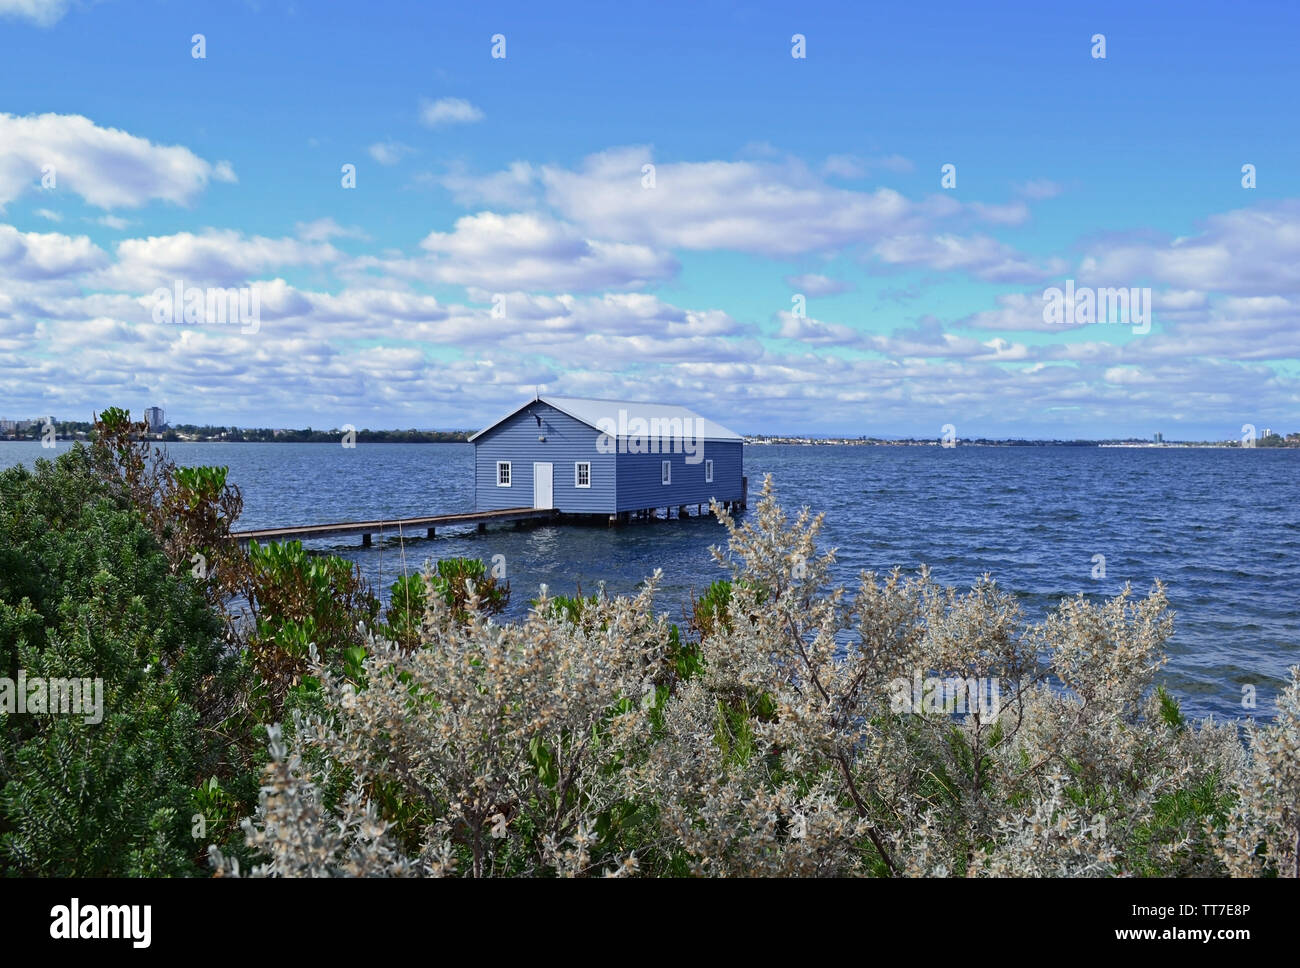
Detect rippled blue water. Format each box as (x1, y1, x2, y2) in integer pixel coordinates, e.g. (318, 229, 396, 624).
(4, 441, 1296, 720)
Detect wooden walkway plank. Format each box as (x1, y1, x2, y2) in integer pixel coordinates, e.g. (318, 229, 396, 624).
(231, 507, 554, 545)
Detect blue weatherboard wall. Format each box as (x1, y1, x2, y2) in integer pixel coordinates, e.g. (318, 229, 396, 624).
(474, 403, 616, 513)
(614, 442, 743, 512)
(474, 400, 744, 514)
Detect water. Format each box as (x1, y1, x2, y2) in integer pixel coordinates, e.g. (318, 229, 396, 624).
(4, 441, 1296, 720)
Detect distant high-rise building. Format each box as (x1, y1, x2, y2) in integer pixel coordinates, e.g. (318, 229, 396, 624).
(1154, 431, 1163, 444)
(144, 406, 166, 432)
(1263, 428, 1272, 438)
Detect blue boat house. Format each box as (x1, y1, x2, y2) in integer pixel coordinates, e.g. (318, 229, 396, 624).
(469, 395, 746, 523)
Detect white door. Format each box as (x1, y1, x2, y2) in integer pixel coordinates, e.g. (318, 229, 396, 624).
(533, 462, 553, 508)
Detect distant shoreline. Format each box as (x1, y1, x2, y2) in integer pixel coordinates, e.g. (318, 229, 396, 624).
(6, 435, 1296, 449)
(4, 419, 1296, 449)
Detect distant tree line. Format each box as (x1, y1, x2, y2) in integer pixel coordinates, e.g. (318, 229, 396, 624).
(161, 425, 471, 443)
(747, 433, 1300, 447)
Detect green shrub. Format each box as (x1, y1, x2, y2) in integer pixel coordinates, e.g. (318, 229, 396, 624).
(244, 540, 378, 719)
(91, 408, 246, 607)
(429, 557, 510, 623)
(0, 446, 249, 875)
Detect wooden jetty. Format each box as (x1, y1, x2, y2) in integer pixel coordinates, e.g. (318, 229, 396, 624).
(232, 507, 555, 547)
(231, 476, 746, 548)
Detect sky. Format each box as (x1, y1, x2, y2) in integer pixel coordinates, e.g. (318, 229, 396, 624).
(0, 0, 1297, 438)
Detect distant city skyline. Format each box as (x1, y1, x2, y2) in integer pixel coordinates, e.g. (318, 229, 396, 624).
(2, 1, 1298, 438)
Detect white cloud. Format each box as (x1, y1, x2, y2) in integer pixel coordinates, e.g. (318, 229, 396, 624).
(3, 131, 1297, 437)
(419, 97, 485, 127)
(435, 148, 1038, 260)
(376, 211, 678, 291)
(873, 329, 1030, 362)
(368, 141, 414, 166)
(0, 113, 234, 209)
(1156, 289, 1210, 312)
(295, 217, 369, 243)
(783, 273, 854, 297)
(773, 311, 861, 346)
(959, 291, 1072, 333)
(0, 0, 69, 27)
(101, 229, 339, 289)
(1079, 202, 1300, 295)
(872, 233, 1058, 283)
(7, 281, 1298, 436)
(433, 161, 537, 207)
(0, 224, 106, 280)
(822, 154, 866, 178)
(541, 147, 915, 256)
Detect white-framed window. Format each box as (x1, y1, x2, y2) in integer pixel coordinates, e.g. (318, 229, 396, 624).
(575, 461, 591, 488)
(496, 461, 512, 486)
(661, 460, 671, 485)
(705, 459, 714, 483)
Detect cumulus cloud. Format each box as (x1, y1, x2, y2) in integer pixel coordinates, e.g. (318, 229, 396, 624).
(821, 154, 866, 178)
(773, 310, 862, 346)
(368, 141, 414, 166)
(0, 0, 68, 26)
(784, 273, 854, 297)
(872, 233, 1059, 283)
(433, 148, 1041, 260)
(0, 113, 235, 209)
(99, 229, 339, 289)
(1078, 202, 1300, 295)
(959, 291, 1076, 333)
(419, 97, 484, 127)
(364, 211, 680, 291)
(295, 217, 369, 243)
(877, 330, 1029, 362)
(432, 161, 537, 207)
(7, 282, 1297, 436)
(4, 126, 1297, 437)
(540, 147, 915, 257)
(0, 224, 106, 280)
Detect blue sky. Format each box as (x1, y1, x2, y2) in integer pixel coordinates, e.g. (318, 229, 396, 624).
(1, 0, 1297, 437)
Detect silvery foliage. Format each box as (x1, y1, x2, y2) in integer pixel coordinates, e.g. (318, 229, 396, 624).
(208, 725, 416, 878)
(1217, 666, 1300, 877)
(214, 477, 1297, 877)
(218, 562, 674, 877)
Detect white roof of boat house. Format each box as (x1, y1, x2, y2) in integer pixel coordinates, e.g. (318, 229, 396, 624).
(469, 395, 743, 443)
